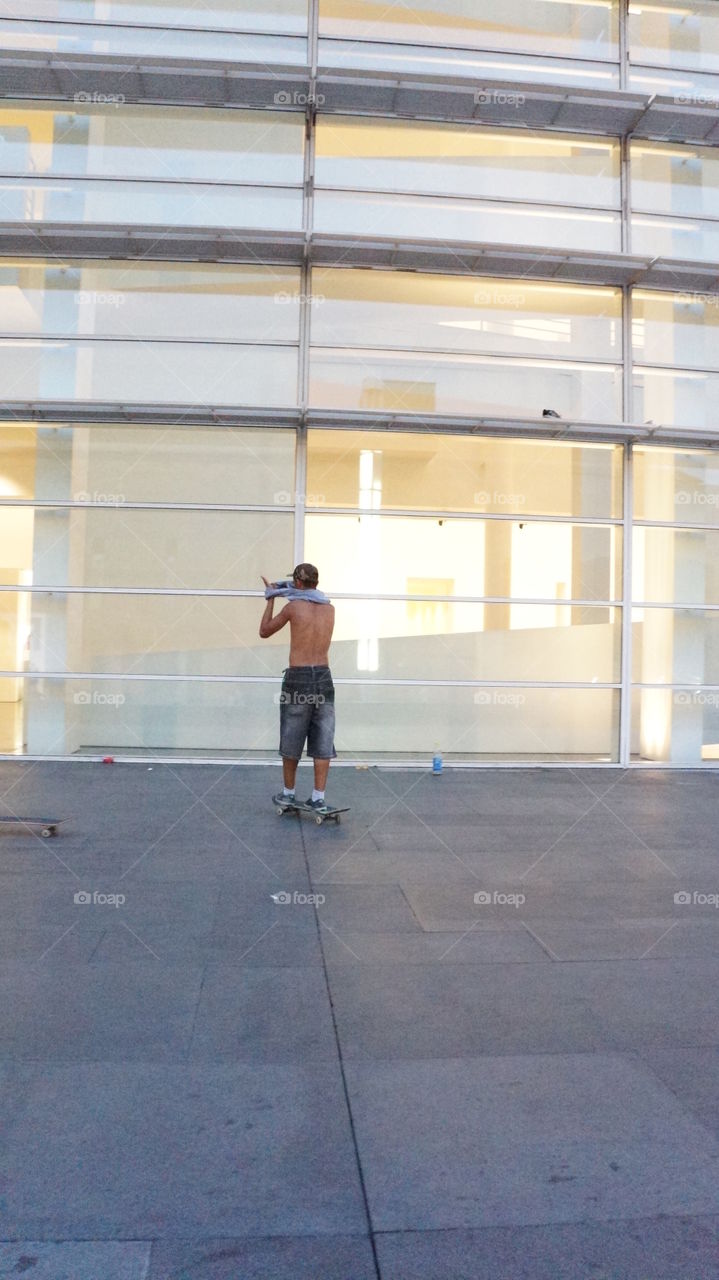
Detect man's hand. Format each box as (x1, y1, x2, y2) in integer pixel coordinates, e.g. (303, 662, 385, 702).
(261, 575, 271, 589)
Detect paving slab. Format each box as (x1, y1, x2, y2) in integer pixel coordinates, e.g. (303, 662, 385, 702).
(147, 1234, 376, 1279)
(0, 963, 203, 1061)
(188, 965, 337, 1062)
(375, 1216, 719, 1280)
(403, 881, 688, 932)
(631, 1046, 719, 1139)
(315, 885, 422, 934)
(0, 1242, 151, 1280)
(328, 957, 719, 1059)
(0, 1063, 366, 1238)
(347, 1055, 719, 1231)
(320, 928, 547, 966)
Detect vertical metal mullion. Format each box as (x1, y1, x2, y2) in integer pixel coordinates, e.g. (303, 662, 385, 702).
(618, 0, 628, 91)
(619, 441, 634, 766)
(294, 0, 319, 568)
(620, 135, 631, 256)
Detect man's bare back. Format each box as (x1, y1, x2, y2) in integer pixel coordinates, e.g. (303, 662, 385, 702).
(284, 599, 335, 666)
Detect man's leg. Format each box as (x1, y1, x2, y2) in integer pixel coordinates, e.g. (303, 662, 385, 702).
(313, 757, 331, 792)
(283, 757, 299, 790)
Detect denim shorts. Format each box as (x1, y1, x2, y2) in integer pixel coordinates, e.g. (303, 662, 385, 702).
(279, 666, 336, 760)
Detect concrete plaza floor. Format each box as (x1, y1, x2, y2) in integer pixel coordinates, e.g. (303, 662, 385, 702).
(0, 760, 718, 1279)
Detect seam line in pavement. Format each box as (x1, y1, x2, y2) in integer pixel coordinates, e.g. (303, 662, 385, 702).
(297, 814, 383, 1280)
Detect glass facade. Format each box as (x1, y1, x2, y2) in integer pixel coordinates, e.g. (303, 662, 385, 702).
(0, 4, 718, 765)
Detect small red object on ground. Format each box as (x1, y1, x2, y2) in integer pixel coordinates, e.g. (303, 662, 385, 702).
(102, 755, 114, 764)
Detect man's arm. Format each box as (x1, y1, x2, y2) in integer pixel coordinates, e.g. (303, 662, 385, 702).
(259, 596, 293, 639)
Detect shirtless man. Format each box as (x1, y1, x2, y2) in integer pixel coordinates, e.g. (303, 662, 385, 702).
(259, 562, 336, 812)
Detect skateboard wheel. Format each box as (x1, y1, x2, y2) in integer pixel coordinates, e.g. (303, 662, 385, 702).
(335, 815, 341, 824)
(276, 806, 285, 816)
(41, 827, 53, 838)
(315, 815, 323, 825)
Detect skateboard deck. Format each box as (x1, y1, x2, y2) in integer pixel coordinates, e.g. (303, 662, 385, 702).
(274, 799, 350, 825)
(0, 816, 64, 838)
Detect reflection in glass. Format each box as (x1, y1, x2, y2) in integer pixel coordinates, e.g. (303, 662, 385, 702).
(635, 446, 719, 526)
(629, 0, 719, 73)
(0, 508, 293, 590)
(305, 515, 621, 604)
(307, 430, 622, 518)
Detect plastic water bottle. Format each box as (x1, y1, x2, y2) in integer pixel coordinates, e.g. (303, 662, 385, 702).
(432, 747, 443, 776)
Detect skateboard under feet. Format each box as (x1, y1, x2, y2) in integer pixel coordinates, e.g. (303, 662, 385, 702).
(274, 798, 350, 826)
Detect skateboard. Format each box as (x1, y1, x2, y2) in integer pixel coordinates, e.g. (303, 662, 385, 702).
(274, 798, 350, 826)
(0, 816, 64, 838)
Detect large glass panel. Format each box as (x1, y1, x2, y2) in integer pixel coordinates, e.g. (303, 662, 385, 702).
(632, 608, 719, 685)
(316, 192, 621, 254)
(320, 38, 619, 88)
(630, 685, 719, 765)
(635, 446, 719, 526)
(0, 508, 293, 590)
(633, 526, 719, 606)
(628, 64, 719, 98)
(311, 272, 623, 360)
(0, 340, 298, 407)
(329, 601, 621, 683)
(631, 213, 719, 264)
(0, 261, 301, 342)
(0, 20, 307, 62)
(0, 102, 305, 230)
(0, 423, 296, 506)
(315, 123, 620, 249)
(632, 290, 719, 372)
(631, 142, 719, 220)
(629, 0, 719, 74)
(2, 676, 619, 759)
(306, 430, 622, 518)
(310, 348, 622, 421)
(0, 592, 288, 678)
(305, 515, 622, 603)
(6, 676, 279, 756)
(318, 1, 619, 62)
(333, 685, 620, 760)
(0, 103, 304, 183)
(316, 121, 619, 202)
(6, 1, 307, 31)
(0, 593, 620, 683)
(0, 178, 303, 232)
(633, 368, 719, 433)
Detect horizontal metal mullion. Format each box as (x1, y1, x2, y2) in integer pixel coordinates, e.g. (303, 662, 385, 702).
(318, 33, 618, 69)
(0, 584, 621, 606)
(632, 205, 719, 228)
(315, 183, 621, 215)
(0, 16, 305, 39)
(310, 344, 622, 368)
(633, 360, 719, 377)
(0, 334, 297, 349)
(0, 669, 621, 688)
(0, 172, 303, 192)
(632, 600, 719, 611)
(0, 500, 295, 513)
(634, 517, 719, 531)
(305, 506, 622, 525)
